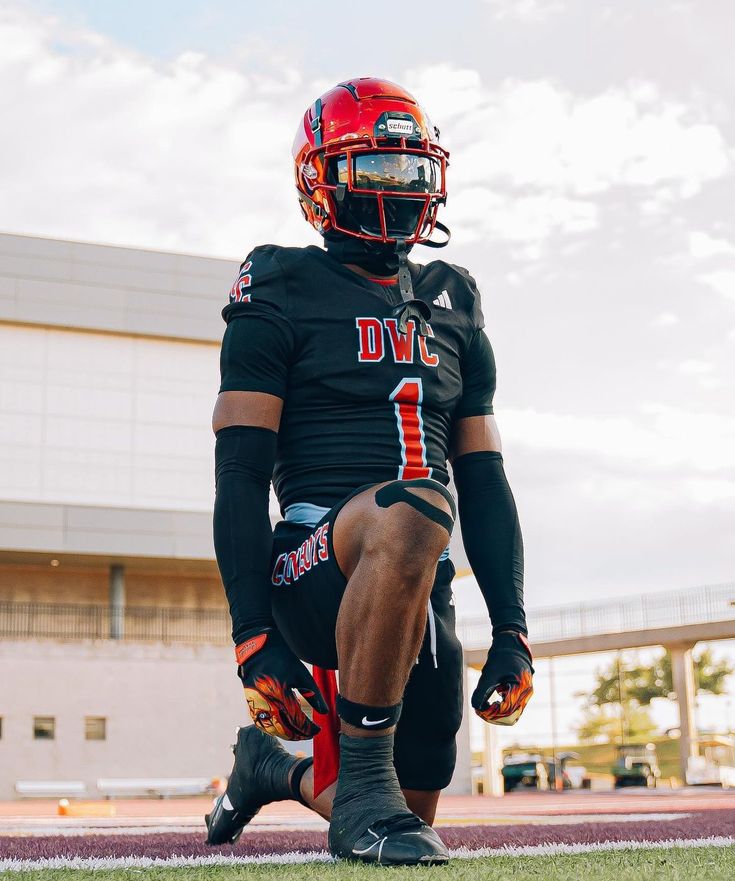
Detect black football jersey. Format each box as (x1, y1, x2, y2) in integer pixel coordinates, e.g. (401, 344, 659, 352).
(219, 245, 495, 512)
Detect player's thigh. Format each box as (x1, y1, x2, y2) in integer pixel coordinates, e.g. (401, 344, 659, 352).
(394, 560, 464, 791)
(269, 518, 346, 670)
(269, 484, 374, 668)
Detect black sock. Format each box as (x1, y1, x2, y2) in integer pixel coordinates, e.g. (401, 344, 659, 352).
(252, 744, 299, 803)
(328, 733, 410, 856)
(289, 757, 313, 806)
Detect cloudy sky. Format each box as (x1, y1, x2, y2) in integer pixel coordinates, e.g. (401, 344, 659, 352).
(1, 0, 734, 617)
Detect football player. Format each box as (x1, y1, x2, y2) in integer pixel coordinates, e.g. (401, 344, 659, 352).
(205, 78, 533, 865)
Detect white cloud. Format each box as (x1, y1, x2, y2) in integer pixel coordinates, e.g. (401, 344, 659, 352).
(483, 0, 566, 22)
(700, 271, 735, 301)
(412, 70, 731, 198)
(0, 6, 732, 261)
(0, 5, 313, 256)
(689, 231, 735, 259)
(652, 312, 680, 327)
(448, 188, 598, 245)
(678, 359, 714, 376)
(400, 66, 733, 253)
(502, 405, 735, 474)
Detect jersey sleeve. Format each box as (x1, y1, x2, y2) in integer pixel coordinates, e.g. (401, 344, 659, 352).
(451, 263, 485, 331)
(219, 247, 295, 399)
(455, 328, 496, 419)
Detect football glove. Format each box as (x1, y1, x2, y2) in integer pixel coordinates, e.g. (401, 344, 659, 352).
(472, 631, 534, 726)
(236, 628, 327, 740)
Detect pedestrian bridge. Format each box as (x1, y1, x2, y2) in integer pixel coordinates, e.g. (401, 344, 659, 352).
(455, 581, 735, 789)
(459, 581, 735, 661)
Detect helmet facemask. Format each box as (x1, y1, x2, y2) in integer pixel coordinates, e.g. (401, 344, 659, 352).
(325, 152, 443, 241)
(320, 148, 445, 244)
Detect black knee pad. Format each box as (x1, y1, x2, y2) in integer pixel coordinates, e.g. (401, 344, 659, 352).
(375, 479, 456, 536)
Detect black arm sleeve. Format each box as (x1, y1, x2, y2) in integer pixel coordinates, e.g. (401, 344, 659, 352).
(455, 329, 496, 419)
(213, 426, 277, 644)
(452, 450, 527, 637)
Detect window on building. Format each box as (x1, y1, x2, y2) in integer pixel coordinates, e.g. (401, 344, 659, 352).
(33, 716, 55, 739)
(85, 716, 106, 741)
(0, 717, 3, 739)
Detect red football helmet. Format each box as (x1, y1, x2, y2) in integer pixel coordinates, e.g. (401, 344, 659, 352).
(292, 78, 449, 245)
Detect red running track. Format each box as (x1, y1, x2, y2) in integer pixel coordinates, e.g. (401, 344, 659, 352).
(1, 790, 734, 861)
(1, 788, 733, 819)
(1, 811, 734, 860)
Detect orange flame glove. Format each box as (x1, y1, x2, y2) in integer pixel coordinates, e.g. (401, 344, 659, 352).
(473, 631, 534, 726)
(236, 628, 327, 740)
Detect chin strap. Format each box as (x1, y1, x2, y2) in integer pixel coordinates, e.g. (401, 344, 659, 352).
(394, 238, 432, 337)
(421, 219, 451, 249)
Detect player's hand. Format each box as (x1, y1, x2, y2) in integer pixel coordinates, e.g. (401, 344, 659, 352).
(472, 631, 534, 726)
(235, 627, 327, 740)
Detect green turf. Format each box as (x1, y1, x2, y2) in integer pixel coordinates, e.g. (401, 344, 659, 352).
(8, 846, 735, 881)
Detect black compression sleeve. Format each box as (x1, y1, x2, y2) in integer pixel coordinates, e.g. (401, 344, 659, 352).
(452, 450, 527, 636)
(213, 425, 277, 644)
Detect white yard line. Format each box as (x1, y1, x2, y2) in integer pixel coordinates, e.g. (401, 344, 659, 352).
(0, 836, 733, 871)
(451, 836, 735, 858)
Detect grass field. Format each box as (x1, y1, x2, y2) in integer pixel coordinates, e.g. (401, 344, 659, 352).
(5, 845, 735, 881)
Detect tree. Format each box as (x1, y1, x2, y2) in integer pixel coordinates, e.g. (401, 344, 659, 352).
(576, 704, 657, 745)
(575, 647, 733, 745)
(587, 648, 733, 708)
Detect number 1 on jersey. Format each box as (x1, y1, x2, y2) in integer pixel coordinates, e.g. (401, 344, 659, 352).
(389, 378, 431, 480)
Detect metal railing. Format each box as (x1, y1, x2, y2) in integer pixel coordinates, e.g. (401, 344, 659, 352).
(2, 581, 734, 648)
(0, 601, 231, 644)
(459, 582, 735, 650)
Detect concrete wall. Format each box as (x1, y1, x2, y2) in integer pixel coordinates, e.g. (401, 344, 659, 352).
(0, 323, 220, 512)
(0, 231, 243, 514)
(0, 232, 235, 342)
(0, 563, 225, 608)
(0, 500, 223, 562)
(0, 234, 264, 798)
(0, 563, 107, 605)
(0, 639, 249, 801)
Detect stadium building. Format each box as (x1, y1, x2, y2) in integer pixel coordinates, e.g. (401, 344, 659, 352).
(0, 231, 474, 800)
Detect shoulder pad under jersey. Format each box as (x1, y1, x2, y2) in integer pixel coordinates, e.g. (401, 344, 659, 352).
(421, 259, 485, 330)
(222, 244, 308, 324)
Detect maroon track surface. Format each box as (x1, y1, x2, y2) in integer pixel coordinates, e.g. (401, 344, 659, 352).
(3, 810, 735, 860)
(2, 790, 733, 819)
(2, 791, 734, 862)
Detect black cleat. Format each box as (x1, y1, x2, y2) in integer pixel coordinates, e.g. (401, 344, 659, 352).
(205, 725, 296, 845)
(334, 812, 450, 866)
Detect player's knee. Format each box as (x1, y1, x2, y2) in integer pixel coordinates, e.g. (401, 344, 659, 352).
(367, 479, 455, 575)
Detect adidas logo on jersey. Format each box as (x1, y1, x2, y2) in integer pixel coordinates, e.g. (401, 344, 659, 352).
(433, 290, 452, 309)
